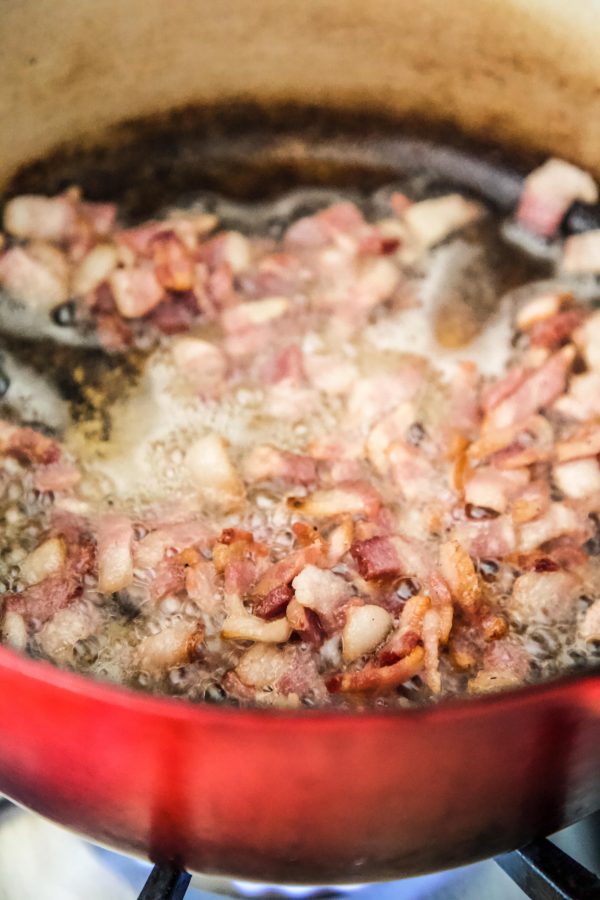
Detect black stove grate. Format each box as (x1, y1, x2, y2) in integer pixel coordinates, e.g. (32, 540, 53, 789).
(137, 834, 600, 900)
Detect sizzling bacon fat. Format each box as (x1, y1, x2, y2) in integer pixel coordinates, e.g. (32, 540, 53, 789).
(1, 163, 600, 710)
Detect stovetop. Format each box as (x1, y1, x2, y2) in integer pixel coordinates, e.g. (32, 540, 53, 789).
(1, 801, 600, 899)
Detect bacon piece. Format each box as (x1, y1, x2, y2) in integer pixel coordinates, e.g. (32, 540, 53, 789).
(508, 569, 580, 623)
(289, 481, 381, 519)
(528, 310, 585, 350)
(234, 643, 294, 690)
(464, 466, 529, 514)
(3, 194, 76, 242)
(109, 266, 163, 318)
(350, 536, 404, 581)
(342, 604, 393, 662)
(554, 371, 600, 421)
(286, 598, 323, 645)
(447, 362, 481, 435)
(242, 445, 317, 486)
(261, 344, 306, 385)
(438, 540, 481, 616)
(148, 291, 198, 335)
(347, 368, 423, 426)
(327, 645, 424, 694)
(254, 584, 294, 620)
(562, 230, 600, 274)
(171, 336, 226, 396)
(0, 244, 69, 309)
(515, 293, 565, 332)
(0, 422, 60, 466)
(517, 502, 583, 553)
(185, 560, 220, 615)
(555, 424, 600, 463)
(554, 459, 600, 500)
(20, 537, 66, 586)
(199, 231, 251, 274)
(252, 542, 325, 598)
(221, 297, 290, 333)
(138, 620, 204, 672)
(292, 564, 349, 628)
(469, 415, 554, 466)
(185, 433, 245, 511)
(402, 195, 482, 249)
(481, 365, 530, 414)
(116, 221, 164, 256)
(221, 612, 292, 643)
(150, 231, 195, 291)
(572, 309, 600, 371)
(379, 594, 430, 664)
(468, 638, 530, 693)
(150, 559, 186, 602)
(454, 515, 517, 559)
(96, 515, 134, 594)
(134, 519, 211, 569)
(304, 353, 357, 395)
(5, 530, 95, 625)
(484, 347, 574, 431)
(516, 159, 597, 239)
(511, 480, 551, 523)
(72, 244, 118, 296)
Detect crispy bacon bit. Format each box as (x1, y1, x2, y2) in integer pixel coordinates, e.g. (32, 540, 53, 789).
(254, 583, 294, 620)
(242, 445, 317, 486)
(96, 515, 134, 594)
(464, 466, 528, 514)
(439, 540, 481, 616)
(529, 310, 585, 350)
(350, 536, 403, 580)
(138, 620, 204, 672)
(327, 645, 424, 694)
(379, 593, 430, 664)
(286, 598, 323, 644)
(292, 565, 349, 627)
(454, 515, 517, 560)
(252, 542, 325, 598)
(134, 519, 211, 569)
(516, 159, 597, 239)
(289, 481, 381, 519)
(185, 433, 245, 510)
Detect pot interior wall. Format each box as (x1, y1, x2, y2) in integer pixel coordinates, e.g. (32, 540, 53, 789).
(2, 0, 600, 189)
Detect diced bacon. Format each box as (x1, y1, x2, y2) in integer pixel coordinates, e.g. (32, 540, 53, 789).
(379, 594, 430, 664)
(36, 600, 102, 664)
(148, 291, 198, 335)
(0, 244, 69, 309)
(72, 243, 118, 296)
(261, 344, 305, 385)
(199, 231, 251, 275)
(33, 461, 81, 493)
(401, 195, 482, 249)
(138, 620, 204, 672)
(342, 604, 393, 662)
(171, 337, 226, 396)
(254, 583, 294, 620)
(240, 252, 308, 299)
(464, 466, 529, 513)
(484, 347, 574, 431)
(134, 519, 211, 569)
(252, 542, 325, 598)
(206, 262, 235, 308)
(150, 231, 195, 292)
(345, 257, 399, 316)
(304, 353, 358, 395)
(108, 266, 163, 318)
(185, 560, 220, 615)
(387, 442, 439, 501)
(277, 647, 328, 701)
(0, 422, 61, 466)
(573, 309, 600, 371)
(469, 415, 554, 466)
(5, 530, 95, 624)
(242, 445, 317, 486)
(556, 424, 600, 463)
(327, 458, 365, 483)
(292, 564, 350, 627)
(517, 502, 583, 553)
(554, 459, 600, 500)
(325, 517, 354, 565)
(515, 293, 565, 332)
(116, 222, 164, 257)
(221, 297, 290, 332)
(347, 368, 423, 425)
(421, 608, 445, 694)
(96, 515, 134, 594)
(481, 365, 530, 414)
(528, 310, 585, 350)
(289, 481, 381, 519)
(516, 159, 597, 239)
(579, 600, 600, 642)
(438, 540, 481, 615)
(508, 570, 580, 623)
(20, 537, 66, 586)
(511, 480, 551, 523)
(454, 515, 517, 559)
(150, 559, 186, 602)
(185, 433, 245, 511)
(555, 372, 600, 421)
(3, 194, 76, 242)
(327, 645, 424, 693)
(223, 558, 258, 600)
(221, 612, 292, 643)
(285, 215, 330, 248)
(79, 201, 117, 237)
(350, 536, 404, 581)
(234, 643, 294, 689)
(286, 598, 323, 644)
(468, 638, 530, 694)
(365, 403, 417, 475)
(562, 230, 600, 274)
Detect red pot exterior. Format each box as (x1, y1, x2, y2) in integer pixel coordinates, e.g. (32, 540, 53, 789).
(0, 647, 599, 883)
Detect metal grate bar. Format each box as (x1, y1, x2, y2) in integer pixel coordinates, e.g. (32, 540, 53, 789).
(136, 862, 191, 900)
(496, 837, 600, 900)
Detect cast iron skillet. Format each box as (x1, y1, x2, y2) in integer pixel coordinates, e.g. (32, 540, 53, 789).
(1, 107, 600, 885)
